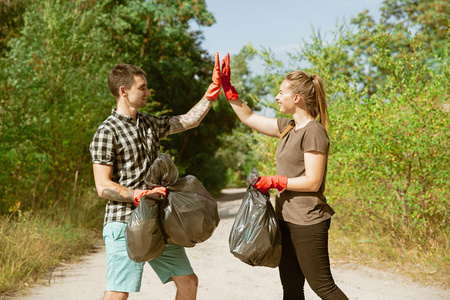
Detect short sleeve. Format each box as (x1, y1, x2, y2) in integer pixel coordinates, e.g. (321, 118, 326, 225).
(303, 124, 329, 154)
(89, 126, 115, 165)
(154, 115, 171, 139)
(277, 118, 293, 134)
(140, 113, 171, 140)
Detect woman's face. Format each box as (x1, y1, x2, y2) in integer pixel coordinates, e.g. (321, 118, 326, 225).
(275, 80, 297, 114)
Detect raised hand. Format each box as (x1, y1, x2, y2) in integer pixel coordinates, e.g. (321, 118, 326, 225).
(205, 52, 222, 101)
(221, 53, 239, 100)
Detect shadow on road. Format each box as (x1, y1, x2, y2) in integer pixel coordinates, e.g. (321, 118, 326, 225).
(216, 188, 246, 202)
(215, 188, 246, 220)
(218, 207, 240, 220)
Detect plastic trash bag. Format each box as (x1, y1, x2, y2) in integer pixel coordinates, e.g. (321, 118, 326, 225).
(125, 197, 166, 262)
(161, 175, 220, 247)
(146, 153, 179, 187)
(229, 168, 282, 268)
(146, 153, 220, 247)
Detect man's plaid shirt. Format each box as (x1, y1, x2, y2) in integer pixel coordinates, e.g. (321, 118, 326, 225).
(89, 109, 171, 226)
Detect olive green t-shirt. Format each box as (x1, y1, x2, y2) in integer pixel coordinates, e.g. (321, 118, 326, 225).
(275, 118, 335, 225)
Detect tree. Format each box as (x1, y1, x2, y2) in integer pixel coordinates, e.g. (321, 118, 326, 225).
(325, 34, 449, 246)
(0, 0, 224, 213)
(243, 0, 449, 248)
(349, 0, 450, 94)
(0, 0, 28, 55)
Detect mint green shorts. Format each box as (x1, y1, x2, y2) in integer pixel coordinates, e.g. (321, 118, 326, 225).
(103, 222, 194, 292)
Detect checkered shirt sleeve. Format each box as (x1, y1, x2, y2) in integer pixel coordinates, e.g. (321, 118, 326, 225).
(90, 126, 115, 165)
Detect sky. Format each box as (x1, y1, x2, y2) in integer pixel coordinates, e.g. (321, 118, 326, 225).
(192, 0, 385, 75)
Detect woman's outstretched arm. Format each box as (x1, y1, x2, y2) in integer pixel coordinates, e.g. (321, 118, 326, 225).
(222, 53, 279, 137)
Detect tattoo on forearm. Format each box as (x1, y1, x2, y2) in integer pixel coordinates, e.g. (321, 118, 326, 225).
(169, 116, 184, 133)
(183, 97, 211, 124)
(169, 97, 211, 134)
(101, 185, 133, 202)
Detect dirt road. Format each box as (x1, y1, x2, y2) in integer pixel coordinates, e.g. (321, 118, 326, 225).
(15, 188, 449, 300)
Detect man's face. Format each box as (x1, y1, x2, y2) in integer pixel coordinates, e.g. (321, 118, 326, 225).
(123, 75, 151, 109)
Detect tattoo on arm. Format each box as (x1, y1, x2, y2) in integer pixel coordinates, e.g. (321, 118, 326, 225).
(168, 96, 212, 134)
(169, 116, 184, 134)
(101, 183, 133, 203)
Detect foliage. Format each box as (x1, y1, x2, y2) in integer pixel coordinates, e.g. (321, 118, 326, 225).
(357, 0, 449, 57)
(326, 35, 449, 247)
(0, 209, 99, 295)
(0, 0, 28, 55)
(215, 125, 258, 187)
(0, 0, 228, 213)
(245, 0, 449, 262)
(1, 0, 115, 213)
(347, 0, 449, 94)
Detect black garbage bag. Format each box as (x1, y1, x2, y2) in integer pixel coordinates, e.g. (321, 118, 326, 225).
(229, 168, 282, 268)
(161, 175, 220, 247)
(125, 197, 166, 262)
(146, 153, 220, 247)
(146, 153, 179, 187)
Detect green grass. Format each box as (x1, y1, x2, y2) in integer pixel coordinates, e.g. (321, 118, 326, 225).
(329, 214, 450, 288)
(0, 190, 104, 296)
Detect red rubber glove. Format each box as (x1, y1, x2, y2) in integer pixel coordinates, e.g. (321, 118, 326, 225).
(221, 53, 239, 100)
(253, 176, 288, 194)
(205, 52, 221, 101)
(133, 187, 167, 207)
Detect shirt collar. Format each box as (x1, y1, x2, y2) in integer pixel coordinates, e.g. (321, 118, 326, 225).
(111, 109, 138, 124)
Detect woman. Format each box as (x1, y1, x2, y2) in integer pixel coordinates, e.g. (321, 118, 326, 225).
(221, 53, 348, 300)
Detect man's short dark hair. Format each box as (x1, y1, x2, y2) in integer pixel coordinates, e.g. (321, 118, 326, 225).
(108, 64, 147, 99)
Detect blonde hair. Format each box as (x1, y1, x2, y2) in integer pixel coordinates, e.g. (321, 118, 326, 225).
(285, 71, 329, 129)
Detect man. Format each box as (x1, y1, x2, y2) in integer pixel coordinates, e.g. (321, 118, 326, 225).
(89, 53, 221, 300)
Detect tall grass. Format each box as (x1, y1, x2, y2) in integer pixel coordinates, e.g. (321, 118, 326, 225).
(328, 200, 450, 288)
(0, 189, 104, 296)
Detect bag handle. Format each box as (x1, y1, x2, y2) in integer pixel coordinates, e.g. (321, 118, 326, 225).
(279, 124, 294, 140)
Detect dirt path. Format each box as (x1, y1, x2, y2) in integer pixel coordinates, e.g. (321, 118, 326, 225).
(15, 188, 449, 300)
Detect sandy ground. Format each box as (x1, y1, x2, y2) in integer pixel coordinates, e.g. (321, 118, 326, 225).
(14, 188, 449, 300)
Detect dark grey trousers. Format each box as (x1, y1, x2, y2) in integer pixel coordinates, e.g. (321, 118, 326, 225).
(278, 219, 348, 300)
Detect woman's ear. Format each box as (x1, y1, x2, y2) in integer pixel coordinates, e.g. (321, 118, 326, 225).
(294, 94, 302, 103)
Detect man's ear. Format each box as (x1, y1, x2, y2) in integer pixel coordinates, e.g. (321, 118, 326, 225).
(120, 86, 127, 97)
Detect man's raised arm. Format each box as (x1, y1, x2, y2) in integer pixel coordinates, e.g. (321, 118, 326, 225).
(168, 52, 221, 135)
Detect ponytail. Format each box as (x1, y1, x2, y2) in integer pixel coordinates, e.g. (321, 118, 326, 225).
(285, 71, 329, 130)
(311, 74, 329, 129)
